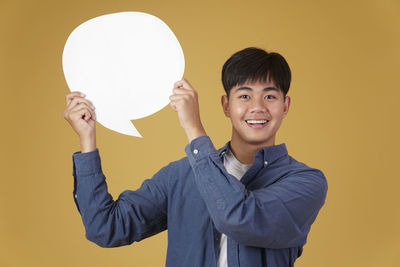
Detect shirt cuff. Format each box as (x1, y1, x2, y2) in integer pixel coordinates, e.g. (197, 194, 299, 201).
(72, 148, 102, 177)
(185, 136, 216, 166)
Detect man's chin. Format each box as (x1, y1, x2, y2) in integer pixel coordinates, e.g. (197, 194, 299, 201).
(243, 136, 275, 147)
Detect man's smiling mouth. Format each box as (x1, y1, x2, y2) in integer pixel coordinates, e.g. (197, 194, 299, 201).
(245, 119, 269, 125)
(245, 119, 270, 128)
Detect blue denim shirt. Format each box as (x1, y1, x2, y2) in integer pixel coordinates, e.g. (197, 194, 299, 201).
(72, 136, 327, 267)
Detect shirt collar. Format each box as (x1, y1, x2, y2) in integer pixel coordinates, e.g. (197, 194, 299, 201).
(218, 141, 288, 166)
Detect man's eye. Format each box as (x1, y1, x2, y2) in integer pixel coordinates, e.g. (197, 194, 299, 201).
(240, 95, 250, 99)
(265, 95, 275, 100)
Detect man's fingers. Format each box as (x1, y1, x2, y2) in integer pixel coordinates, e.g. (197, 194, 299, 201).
(174, 79, 193, 90)
(70, 102, 95, 113)
(74, 108, 94, 122)
(72, 107, 91, 122)
(169, 93, 190, 102)
(172, 88, 189, 95)
(172, 88, 196, 97)
(66, 96, 95, 112)
(169, 95, 180, 105)
(66, 91, 85, 106)
(173, 80, 184, 88)
(68, 102, 96, 120)
(64, 92, 97, 123)
(169, 94, 185, 109)
(169, 102, 177, 112)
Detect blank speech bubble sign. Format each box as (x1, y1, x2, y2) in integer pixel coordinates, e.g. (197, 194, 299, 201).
(62, 12, 185, 137)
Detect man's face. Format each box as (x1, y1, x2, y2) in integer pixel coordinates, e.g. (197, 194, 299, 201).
(221, 79, 290, 148)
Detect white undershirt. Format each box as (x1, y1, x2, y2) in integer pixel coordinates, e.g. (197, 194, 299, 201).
(217, 149, 251, 267)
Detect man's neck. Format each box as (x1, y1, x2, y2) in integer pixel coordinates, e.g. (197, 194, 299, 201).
(229, 137, 275, 165)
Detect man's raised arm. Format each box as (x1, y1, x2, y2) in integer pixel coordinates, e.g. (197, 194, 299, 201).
(64, 92, 168, 247)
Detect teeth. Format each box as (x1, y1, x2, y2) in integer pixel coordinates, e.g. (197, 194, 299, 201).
(246, 120, 268, 124)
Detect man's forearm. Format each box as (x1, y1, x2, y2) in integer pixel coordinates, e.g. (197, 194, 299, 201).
(185, 124, 207, 143)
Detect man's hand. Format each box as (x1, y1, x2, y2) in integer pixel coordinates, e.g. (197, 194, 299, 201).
(169, 79, 206, 142)
(63, 91, 97, 152)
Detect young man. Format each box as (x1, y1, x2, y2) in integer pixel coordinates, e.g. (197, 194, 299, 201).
(63, 47, 327, 267)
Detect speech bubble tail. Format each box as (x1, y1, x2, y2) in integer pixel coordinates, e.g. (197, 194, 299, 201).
(129, 123, 142, 138)
(125, 121, 142, 137)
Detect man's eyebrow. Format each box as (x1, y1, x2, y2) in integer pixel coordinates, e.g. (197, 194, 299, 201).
(263, 86, 279, 92)
(235, 86, 279, 92)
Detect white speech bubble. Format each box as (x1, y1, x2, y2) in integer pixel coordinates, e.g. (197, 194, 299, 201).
(62, 12, 185, 137)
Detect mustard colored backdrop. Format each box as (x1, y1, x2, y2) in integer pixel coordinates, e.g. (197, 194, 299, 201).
(1, 0, 399, 266)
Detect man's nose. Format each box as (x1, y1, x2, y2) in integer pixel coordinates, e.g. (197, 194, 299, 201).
(250, 97, 268, 113)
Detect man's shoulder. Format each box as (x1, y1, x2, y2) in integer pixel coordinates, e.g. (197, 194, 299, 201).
(275, 153, 326, 181)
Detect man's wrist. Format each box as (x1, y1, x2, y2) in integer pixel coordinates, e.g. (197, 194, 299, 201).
(185, 125, 207, 143)
(80, 134, 97, 153)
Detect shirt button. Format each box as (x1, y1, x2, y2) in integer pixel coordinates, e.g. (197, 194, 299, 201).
(74, 194, 77, 199)
(193, 149, 199, 155)
(264, 161, 268, 166)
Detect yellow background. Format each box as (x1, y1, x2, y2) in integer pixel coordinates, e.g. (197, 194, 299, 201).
(1, 0, 399, 266)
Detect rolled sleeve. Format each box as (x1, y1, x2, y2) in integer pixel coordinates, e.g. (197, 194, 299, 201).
(185, 136, 217, 165)
(72, 149, 102, 177)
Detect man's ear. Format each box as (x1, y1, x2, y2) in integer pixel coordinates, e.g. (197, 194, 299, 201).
(283, 95, 291, 118)
(221, 95, 230, 118)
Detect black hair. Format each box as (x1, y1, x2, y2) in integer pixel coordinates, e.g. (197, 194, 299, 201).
(221, 47, 291, 97)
